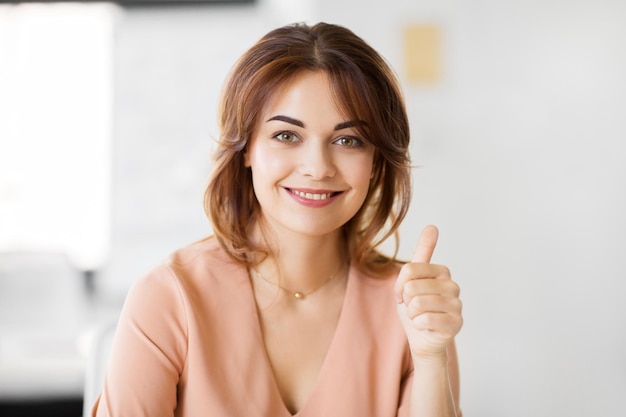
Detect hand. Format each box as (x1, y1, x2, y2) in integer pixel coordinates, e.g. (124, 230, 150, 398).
(395, 225, 463, 360)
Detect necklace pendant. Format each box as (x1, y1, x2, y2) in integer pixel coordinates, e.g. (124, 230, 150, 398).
(294, 292, 305, 300)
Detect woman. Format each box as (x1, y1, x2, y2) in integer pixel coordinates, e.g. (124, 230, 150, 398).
(92, 22, 463, 417)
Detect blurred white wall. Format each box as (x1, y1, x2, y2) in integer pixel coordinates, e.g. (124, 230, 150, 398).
(0, 3, 117, 402)
(2, 0, 624, 414)
(0, 3, 114, 270)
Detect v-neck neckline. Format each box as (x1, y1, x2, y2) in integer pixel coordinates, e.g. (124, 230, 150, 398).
(246, 264, 354, 417)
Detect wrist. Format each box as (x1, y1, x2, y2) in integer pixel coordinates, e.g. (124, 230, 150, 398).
(411, 350, 449, 369)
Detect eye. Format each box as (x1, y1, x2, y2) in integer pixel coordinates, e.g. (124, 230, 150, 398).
(334, 136, 364, 148)
(273, 131, 300, 143)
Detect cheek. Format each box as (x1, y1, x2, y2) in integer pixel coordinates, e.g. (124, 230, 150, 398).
(346, 154, 375, 191)
(249, 145, 290, 180)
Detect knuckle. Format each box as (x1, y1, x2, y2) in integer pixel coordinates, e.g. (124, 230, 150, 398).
(441, 265, 451, 277)
(432, 263, 451, 277)
(403, 281, 421, 298)
(400, 262, 417, 275)
(448, 281, 461, 296)
(408, 296, 424, 317)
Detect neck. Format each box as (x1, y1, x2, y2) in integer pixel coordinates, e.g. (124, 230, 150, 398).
(251, 224, 347, 292)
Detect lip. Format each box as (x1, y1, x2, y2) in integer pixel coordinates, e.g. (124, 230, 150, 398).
(283, 187, 344, 208)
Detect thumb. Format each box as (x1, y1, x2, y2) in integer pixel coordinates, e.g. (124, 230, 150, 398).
(412, 225, 439, 263)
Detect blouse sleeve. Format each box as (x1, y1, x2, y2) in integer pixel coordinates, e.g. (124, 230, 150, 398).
(91, 265, 188, 417)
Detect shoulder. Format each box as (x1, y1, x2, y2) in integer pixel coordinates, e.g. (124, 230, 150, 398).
(348, 263, 402, 323)
(352, 262, 402, 292)
(138, 236, 251, 313)
(158, 236, 240, 284)
(127, 236, 240, 306)
(166, 235, 230, 268)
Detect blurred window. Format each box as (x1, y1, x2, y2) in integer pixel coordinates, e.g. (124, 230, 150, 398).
(0, 3, 114, 270)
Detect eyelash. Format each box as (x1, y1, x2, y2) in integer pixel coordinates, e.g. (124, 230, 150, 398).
(273, 131, 300, 143)
(272, 131, 365, 148)
(333, 136, 365, 148)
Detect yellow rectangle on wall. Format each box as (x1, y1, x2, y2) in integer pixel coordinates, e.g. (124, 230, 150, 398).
(404, 24, 441, 84)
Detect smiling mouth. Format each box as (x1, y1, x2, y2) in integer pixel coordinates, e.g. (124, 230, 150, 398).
(287, 188, 341, 201)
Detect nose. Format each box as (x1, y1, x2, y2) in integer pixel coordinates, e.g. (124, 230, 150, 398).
(298, 141, 336, 180)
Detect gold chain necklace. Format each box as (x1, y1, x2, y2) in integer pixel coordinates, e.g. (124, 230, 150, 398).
(252, 263, 345, 300)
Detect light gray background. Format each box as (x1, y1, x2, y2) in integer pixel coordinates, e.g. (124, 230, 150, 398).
(107, 1, 626, 415)
(3, 0, 625, 415)
(106, 1, 626, 415)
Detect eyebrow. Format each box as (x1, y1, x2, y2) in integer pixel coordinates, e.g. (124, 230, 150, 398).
(266, 115, 304, 128)
(266, 115, 366, 131)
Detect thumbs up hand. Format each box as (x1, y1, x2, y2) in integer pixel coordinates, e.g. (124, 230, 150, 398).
(395, 225, 463, 360)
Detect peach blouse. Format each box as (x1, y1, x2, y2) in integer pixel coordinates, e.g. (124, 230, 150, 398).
(91, 236, 413, 416)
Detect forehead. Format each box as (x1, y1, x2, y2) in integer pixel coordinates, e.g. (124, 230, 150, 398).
(260, 71, 349, 122)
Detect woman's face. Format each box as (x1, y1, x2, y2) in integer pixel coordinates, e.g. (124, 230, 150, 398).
(244, 71, 375, 239)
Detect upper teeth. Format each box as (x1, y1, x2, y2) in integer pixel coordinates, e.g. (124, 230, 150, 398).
(292, 190, 333, 200)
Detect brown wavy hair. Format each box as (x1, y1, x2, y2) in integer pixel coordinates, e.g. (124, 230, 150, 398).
(204, 22, 411, 276)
